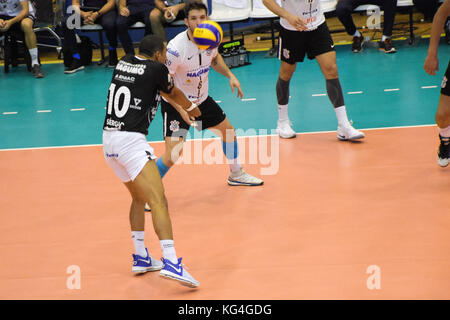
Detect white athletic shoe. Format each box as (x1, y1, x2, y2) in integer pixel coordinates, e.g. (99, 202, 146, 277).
(276, 119, 296, 139)
(145, 203, 151, 212)
(227, 169, 264, 186)
(337, 125, 365, 141)
(160, 258, 200, 288)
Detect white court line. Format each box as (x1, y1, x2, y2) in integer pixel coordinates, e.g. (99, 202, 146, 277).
(421, 86, 438, 89)
(384, 88, 400, 92)
(348, 91, 363, 95)
(215, 100, 222, 103)
(241, 98, 256, 101)
(70, 108, 86, 111)
(2, 112, 18, 115)
(37, 110, 52, 113)
(312, 93, 327, 97)
(0, 124, 437, 152)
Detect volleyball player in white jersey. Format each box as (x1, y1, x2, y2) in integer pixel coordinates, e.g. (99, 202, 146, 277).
(154, 0, 263, 186)
(263, 0, 365, 141)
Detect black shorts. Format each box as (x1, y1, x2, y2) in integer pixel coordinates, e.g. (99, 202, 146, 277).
(161, 96, 227, 138)
(441, 60, 450, 97)
(278, 22, 335, 64)
(0, 15, 36, 34)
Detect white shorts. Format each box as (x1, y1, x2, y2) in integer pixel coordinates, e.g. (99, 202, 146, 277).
(102, 130, 157, 182)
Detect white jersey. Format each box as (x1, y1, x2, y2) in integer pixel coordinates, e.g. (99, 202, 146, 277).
(0, 0, 35, 17)
(165, 30, 219, 105)
(279, 0, 325, 31)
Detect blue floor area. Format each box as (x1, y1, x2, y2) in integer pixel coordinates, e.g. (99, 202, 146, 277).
(0, 39, 449, 150)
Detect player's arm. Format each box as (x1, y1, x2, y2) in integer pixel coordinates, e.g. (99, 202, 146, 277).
(0, 0, 29, 30)
(262, 0, 307, 31)
(424, 0, 450, 75)
(211, 54, 244, 99)
(118, 0, 129, 16)
(155, 0, 166, 11)
(161, 86, 201, 121)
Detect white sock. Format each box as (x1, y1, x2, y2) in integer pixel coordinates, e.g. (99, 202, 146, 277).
(230, 162, 242, 173)
(160, 239, 178, 264)
(438, 125, 450, 138)
(381, 35, 389, 42)
(335, 106, 351, 128)
(353, 30, 361, 37)
(132, 231, 147, 257)
(278, 104, 289, 122)
(29, 48, 39, 66)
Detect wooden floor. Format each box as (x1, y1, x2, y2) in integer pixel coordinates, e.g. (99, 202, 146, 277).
(0, 126, 449, 299)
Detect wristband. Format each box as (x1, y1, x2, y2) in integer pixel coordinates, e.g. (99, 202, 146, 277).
(186, 103, 197, 112)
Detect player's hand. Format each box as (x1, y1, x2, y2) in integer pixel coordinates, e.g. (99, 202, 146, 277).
(229, 75, 244, 99)
(0, 19, 5, 29)
(187, 106, 201, 119)
(286, 13, 308, 31)
(119, 6, 130, 17)
(164, 7, 177, 22)
(0, 20, 12, 32)
(179, 108, 197, 127)
(424, 54, 439, 76)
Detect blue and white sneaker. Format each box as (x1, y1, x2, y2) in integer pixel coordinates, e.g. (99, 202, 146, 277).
(159, 258, 200, 288)
(132, 248, 163, 273)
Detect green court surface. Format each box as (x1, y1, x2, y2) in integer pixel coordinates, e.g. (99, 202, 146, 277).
(0, 39, 449, 150)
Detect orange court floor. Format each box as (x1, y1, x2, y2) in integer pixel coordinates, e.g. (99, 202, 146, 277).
(0, 125, 449, 299)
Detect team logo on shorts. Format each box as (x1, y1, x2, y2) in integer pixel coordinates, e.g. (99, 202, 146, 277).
(283, 48, 290, 59)
(170, 120, 180, 132)
(442, 76, 448, 89)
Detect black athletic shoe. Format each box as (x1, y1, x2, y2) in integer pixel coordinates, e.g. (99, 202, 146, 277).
(31, 64, 45, 78)
(109, 50, 118, 67)
(352, 34, 364, 53)
(379, 38, 397, 53)
(64, 58, 84, 74)
(438, 135, 449, 167)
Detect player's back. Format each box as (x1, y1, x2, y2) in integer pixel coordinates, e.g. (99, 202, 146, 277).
(103, 55, 168, 135)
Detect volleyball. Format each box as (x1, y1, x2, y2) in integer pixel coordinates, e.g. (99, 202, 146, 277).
(193, 20, 223, 50)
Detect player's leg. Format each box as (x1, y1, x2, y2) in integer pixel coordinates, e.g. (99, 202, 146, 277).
(124, 178, 165, 273)
(99, 10, 119, 66)
(276, 61, 298, 138)
(126, 160, 199, 287)
(116, 8, 136, 55)
(150, 7, 166, 41)
(335, 0, 365, 53)
(377, 0, 397, 53)
(20, 17, 44, 78)
(315, 50, 365, 140)
(209, 117, 263, 186)
(436, 65, 450, 167)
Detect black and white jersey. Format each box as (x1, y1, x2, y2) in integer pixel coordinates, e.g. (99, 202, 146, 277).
(103, 54, 174, 135)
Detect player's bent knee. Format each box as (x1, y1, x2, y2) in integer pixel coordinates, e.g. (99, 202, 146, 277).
(21, 19, 34, 32)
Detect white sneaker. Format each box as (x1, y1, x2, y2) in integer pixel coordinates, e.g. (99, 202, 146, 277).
(276, 119, 296, 139)
(145, 203, 151, 212)
(227, 168, 264, 186)
(160, 258, 199, 288)
(337, 125, 365, 141)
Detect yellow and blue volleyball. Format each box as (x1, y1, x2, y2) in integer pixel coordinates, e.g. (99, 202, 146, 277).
(193, 20, 223, 50)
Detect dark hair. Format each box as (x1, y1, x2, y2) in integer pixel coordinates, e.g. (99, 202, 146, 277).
(184, 0, 208, 17)
(139, 35, 165, 57)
